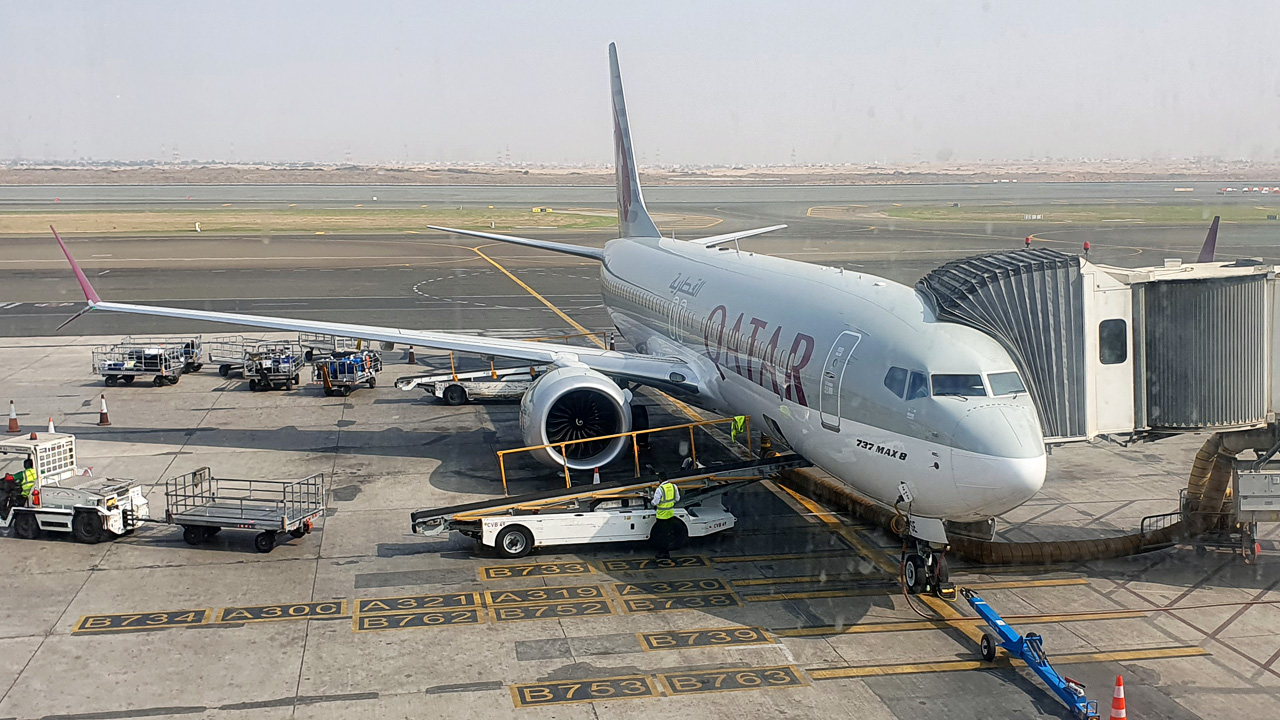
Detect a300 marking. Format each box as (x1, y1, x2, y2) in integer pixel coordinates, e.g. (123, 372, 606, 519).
(510, 675, 656, 707)
(355, 593, 480, 614)
(491, 599, 613, 623)
(74, 609, 210, 633)
(621, 592, 741, 613)
(481, 561, 594, 580)
(486, 585, 605, 606)
(353, 608, 483, 632)
(659, 665, 807, 695)
(217, 601, 346, 623)
(639, 626, 772, 651)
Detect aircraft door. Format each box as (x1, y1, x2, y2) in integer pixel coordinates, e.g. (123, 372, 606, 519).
(819, 331, 862, 431)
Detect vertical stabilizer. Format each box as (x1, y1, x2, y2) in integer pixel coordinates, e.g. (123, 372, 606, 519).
(609, 43, 661, 238)
(1197, 215, 1220, 263)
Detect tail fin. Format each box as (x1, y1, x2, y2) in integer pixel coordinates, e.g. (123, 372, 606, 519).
(1197, 215, 1220, 263)
(609, 43, 661, 239)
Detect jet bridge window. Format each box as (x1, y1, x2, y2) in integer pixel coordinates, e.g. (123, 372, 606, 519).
(1099, 319, 1127, 365)
(883, 367, 908, 398)
(988, 371, 1026, 396)
(931, 374, 987, 397)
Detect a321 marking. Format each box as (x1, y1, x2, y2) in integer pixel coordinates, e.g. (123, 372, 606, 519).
(355, 593, 480, 614)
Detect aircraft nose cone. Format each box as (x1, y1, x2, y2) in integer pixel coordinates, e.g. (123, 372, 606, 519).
(951, 406, 1046, 518)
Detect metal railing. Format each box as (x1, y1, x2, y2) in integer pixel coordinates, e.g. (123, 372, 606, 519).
(495, 415, 750, 495)
(164, 467, 325, 527)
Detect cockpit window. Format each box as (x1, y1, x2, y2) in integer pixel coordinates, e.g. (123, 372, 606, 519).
(988, 371, 1026, 396)
(905, 371, 929, 400)
(931, 374, 987, 397)
(883, 367, 907, 398)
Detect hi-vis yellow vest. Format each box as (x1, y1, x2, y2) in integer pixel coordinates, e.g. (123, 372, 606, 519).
(655, 482, 677, 520)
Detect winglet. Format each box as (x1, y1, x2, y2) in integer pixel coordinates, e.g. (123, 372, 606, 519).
(1196, 215, 1220, 264)
(51, 226, 101, 305)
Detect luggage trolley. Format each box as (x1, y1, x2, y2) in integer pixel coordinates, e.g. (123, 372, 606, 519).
(314, 350, 382, 396)
(163, 466, 325, 553)
(243, 341, 304, 391)
(207, 334, 268, 378)
(298, 332, 363, 362)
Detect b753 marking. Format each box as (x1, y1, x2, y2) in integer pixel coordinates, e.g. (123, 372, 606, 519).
(355, 593, 480, 614)
(638, 626, 772, 651)
(614, 578, 729, 596)
(621, 592, 741, 613)
(510, 675, 656, 707)
(659, 665, 807, 695)
(480, 561, 594, 581)
(217, 601, 346, 624)
(491, 599, 613, 623)
(353, 609, 483, 632)
(486, 585, 605, 606)
(73, 609, 210, 633)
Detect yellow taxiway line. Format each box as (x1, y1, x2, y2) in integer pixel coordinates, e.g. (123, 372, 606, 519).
(743, 577, 1088, 603)
(807, 646, 1208, 680)
(775, 608, 1148, 638)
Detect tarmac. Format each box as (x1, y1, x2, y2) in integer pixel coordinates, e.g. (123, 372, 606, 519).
(0, 184, 1277, 719)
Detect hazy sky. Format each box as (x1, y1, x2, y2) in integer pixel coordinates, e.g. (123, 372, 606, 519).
(3, 1, 1279, 165)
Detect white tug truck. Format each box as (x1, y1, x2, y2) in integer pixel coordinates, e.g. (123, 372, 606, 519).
(0, 432, 148, 543)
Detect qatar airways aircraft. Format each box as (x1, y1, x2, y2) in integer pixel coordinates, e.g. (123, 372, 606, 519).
(53, 44, 1046, 592)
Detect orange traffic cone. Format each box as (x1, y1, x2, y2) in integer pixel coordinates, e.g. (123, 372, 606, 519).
(407, 346, 416, 365)
(47, 417, 56, 434)
(1109, 675, 1126, 719)
(97, 394, 112, 426)
(6, 400, 18, 433)
(593, 468, 601, 485)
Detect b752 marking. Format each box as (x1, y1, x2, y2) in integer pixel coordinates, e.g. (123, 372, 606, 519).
(510, 675, 656, 707)
(491, 599, 613, 623)
(74, 609, 209, 633)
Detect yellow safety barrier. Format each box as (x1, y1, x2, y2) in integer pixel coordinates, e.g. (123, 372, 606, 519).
(496, 416, 751, 495)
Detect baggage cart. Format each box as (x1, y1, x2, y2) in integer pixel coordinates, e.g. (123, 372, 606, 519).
(298, 332, 363, 362)
(93, 342, 187, 387)
(314, 350, 382, 396)
(243, 341, 304, 391)
(208, 334, 268, 377)
(119, 335, 203, 373)
(163, 466, 324, 553)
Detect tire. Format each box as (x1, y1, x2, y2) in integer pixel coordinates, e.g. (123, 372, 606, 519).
(367, 376, 377, 389)
(104, 375, 118, 387)
(219, 364, 231, 377)
(442, 384, 467, 406)
(980, 633, 997, 662)
(191, 363, 203, 372)
(631, 404, 650, 448)
(254, 531, 276, 553)
(122, 375, 135, 386)
(903, 554, 927, 594)
(167, 374, 180, 385)
(340, 386, 351, 397)
(284, 380, 293, 391)
(72, 511, 106, 544)
(248, 379, 258, 392)
(323, 387, 335, 397)
(13, 511, 39, 540)
(182, 526, 206, 546)
(495, 525, 533, 558)
(935, 554, 950, 584)
(153, 376, 165, 387)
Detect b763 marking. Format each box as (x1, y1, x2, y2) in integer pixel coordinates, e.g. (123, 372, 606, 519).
(638, 626, 773, 651)
(486, 585, 605, 606)
(491, 599, 613, 623)
(621, 592, 741, 613)
(355, 593, 480, 614)
(73, 609, 210, 633)
(599, 556, 709, 572)
(353, 608, 483, 632)
(217, 601, 346, 624)
(659, 665, 807, 695)
(510, 675, 656, 707)
(614, 578, 729, 596)
(480, 561, 594, 581)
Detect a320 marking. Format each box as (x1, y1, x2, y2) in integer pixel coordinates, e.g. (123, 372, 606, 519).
(74, 609, 210, 633)
(638, 626, 772, 651)
(480, 561, 594, 581)
(217, 601, 346, 623)
(615, 578, 730, 597)
(510, 675, 656, 707)
(659, 665, 807, 695)
(491, 599, 613, 623)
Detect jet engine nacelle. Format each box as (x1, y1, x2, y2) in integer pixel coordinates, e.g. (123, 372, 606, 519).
(519, 365, 631, 470)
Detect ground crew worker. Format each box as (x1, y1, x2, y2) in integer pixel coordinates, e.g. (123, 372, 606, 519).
(18, 459, 37, 501)
(730, 415, 747, 443)
(1024, 235, 1032, 250)
(650, 475, 681, 559)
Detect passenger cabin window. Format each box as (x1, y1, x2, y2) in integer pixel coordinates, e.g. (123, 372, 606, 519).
(905, 371, 929, 400)
(988, 371, 1026, 396)
(932, 374, 987, 397)
(883, 367, 908, 398)
(1099, 319, 1127, 365)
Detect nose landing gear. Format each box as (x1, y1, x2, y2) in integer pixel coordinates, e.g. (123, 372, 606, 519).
(901, 541, 957, 600)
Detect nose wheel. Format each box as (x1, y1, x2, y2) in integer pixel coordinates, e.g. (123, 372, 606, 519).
(900, 544, 955, 600)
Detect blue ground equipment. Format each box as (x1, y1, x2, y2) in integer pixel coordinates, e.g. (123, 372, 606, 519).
(962, 588, 1100, 719)
(315, 350, 382, 396)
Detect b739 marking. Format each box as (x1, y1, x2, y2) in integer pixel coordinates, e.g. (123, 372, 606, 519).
(638, 626, 772, 651)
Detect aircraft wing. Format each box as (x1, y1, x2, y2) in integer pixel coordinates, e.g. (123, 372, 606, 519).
(51, 228, 701, 395)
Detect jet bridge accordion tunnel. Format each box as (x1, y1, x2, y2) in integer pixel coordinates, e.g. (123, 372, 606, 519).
(780, 249, 1280, 564)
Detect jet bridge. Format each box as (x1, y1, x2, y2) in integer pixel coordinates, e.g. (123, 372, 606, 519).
(918, 249, 1277, 444)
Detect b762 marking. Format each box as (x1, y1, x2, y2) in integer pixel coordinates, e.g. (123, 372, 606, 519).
(510, 675, 656, 707)
(353, 608, 483, 632)
(73, 609, 209, 633)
